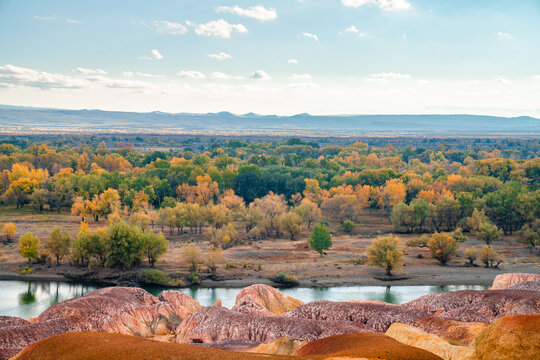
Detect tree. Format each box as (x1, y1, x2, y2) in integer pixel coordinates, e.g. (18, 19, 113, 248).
(44, 226, 72, 265)
(479, 246, 504, 268)
(206, 246, 224, 277)
(205, 204, 231, 229)
(476, 221, 502, 246)
(434, 195, 461, 231)
(253, 192, 287, 237)
(18, 232, 41, 262)
(321, 194, 359, 224)
(463, 247, 479, 266)
(295, 199, 321, 229)
(517, 220, 540, 252)
(367, 235, 404, 276)
(380, 179, 406, 217)
(141, 231, 168, 268)
(308, 224, 332, 256)
(3, 222, 16, 244)
(428, 232, 458, 266)
(181, 244, 201, 273)
(105, 221, 144, 269)
(279, 211, 303, 240)
(129, 211, 151, 231)
(3, 178, 39, 208)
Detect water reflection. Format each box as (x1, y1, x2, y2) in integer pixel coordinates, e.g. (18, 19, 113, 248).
(0, 280, 489, 319)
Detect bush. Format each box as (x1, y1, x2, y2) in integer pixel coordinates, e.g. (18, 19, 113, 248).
(181, 244, 201, 273)
(463, 247, 479, 266)
(367, 235, 404, 276)
(451, 227, 468, 243)
(188, 272, 200, 285)
(272, 272, 299, 286)
(341, 220, 356, 233)
(479, 246, 504, 268)
(139, 269, 171, 286)
(406, 235, 429, 248)
(428, 232, 459, 266)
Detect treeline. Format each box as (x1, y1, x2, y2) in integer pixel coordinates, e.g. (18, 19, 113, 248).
(0, 139, 538, 252)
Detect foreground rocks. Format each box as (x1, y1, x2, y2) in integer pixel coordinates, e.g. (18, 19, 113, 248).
(232, 284, 303, 316)
(385, 323, 474, 360)
(0, 287, 201, 360)
(12, 332, 305, 360)
(490, 273, 540, 289)
(473, 315, 540, 360)
(175, 306, 370, 344)
(294, 333, 443, 360)
(412, 317, 487, 345)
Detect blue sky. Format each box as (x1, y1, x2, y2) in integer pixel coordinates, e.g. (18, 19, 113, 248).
(1, 0, 539, 116)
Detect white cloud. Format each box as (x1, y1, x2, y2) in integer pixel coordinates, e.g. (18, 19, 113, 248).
(250, 70, 271, 80)
(345, 25, 359, 33)
(300, 32, 318, 41)
(208, 52, 232, 60)
(291, 73, 312, 80)
(151, 49, 163, 60)
(178, 70, 206, 79)
(368, 72, 412, 81)
(215, 5, 277, 21)
(123, 71, 162, 78)
(497, 31, 512, 40)
(533, 75, 540, 81)
(75, 67, 107, 75)
(154, 20, 188, 35)
(210, 72, 242, 80)
(288, 59, 299, 64)
(187, 19, 247, 39)
(342, 0, 412, 11)
(122, 71, 134, 77)
(34, 16, 79, 24)
(496, 77, 512, 85)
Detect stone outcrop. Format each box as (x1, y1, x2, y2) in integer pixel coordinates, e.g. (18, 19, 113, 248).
(175, 306, 371, 344)
(506, 280, 540, 291)
(252, 337, 309, 355)
(385, 323, 474, 360)
(412, 317, 487, 345)
(0, 287, 201, 360)
(12, 332, 305, 360)
(294, 333, 443, 360)
(473, 315, 540, 360)
(231, 284, 303, 316)
(282, 300, 428, 332)
(402, 289, 540, 323)
(490, 273, 540, 289)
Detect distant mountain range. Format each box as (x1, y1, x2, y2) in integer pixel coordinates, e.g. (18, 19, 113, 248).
(0, 105, 538, 136)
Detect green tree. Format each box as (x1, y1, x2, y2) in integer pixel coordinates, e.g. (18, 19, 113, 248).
(44, 226, 72, 265)
(141, 231, 168, 268)
(428, 232, 459, 266)
(476, 221, 502, 246)
(517, 220, 540, 252)
(367, 235, 404, 276)
(105, 221, 144, 269)
(308, 224, 332, 256)
(18, 232, 41, 262)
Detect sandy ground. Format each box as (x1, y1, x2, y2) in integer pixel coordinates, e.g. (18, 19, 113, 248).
(0, 208, 539, 287)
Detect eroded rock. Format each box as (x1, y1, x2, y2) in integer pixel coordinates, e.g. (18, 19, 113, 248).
(385, 323, 474, 360)
(252, 337, 309, 355)
(231, 284, 303, 316)
(490, 273, 540, 290)
(412, 317, 487, 345)
(175, 306, 371, 344)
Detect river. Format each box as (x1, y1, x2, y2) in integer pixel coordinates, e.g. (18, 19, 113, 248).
(0, 280, 488, 319)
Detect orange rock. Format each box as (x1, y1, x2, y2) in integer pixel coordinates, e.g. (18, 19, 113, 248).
(232, 284, 303, 316)
(413, 317, 487, 345)
(12, 332, 307, 360)
(294, 333, 443, 360)
(473, 314, 540, 360)
(252, 337, 308, 355)
(385, 323, 474, 360)
(490, 273, 540, 290)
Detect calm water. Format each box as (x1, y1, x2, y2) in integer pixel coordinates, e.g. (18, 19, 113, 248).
(0, 280, 488, 319)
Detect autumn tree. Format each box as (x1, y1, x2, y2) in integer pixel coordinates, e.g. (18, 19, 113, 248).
(44, 226, 72, 265)
(380, 179, 406, 217)
(428, 232, 458, 266)
(206, 204, 231, 229)
(253, 192, 287, 237)
(3, 178, 39, 208)
(308, 224, 332, 256)
(3, 222, 16, 243)
(181, 244, 201, 273)
(367, 235, 404, 276)
(18, 232, 41, 262)
(321, 194, 358, 224)
(278, 211, 303, 240)
(517, 220, 540, 252)
(206, 246, 224, 277)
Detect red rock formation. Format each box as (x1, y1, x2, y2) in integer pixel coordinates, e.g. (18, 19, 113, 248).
(175, 306, 371, 344)
(0, 287, 200, 360)
(294, 333, 443, 360)
(12, 332, 305, 360)
(490, 273, 540, 289)
(282, 300, 427, 332)
(473, 315, 540, 360)
(506, 280, 540, 291)
(413, 317, 487, 345)
(402, 289, 540, 323)
(231, 284, 303, 316)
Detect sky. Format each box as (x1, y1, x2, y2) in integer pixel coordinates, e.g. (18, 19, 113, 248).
(1, 0, 539, 117)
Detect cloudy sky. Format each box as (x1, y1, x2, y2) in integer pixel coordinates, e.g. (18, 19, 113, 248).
(1, 0, 539, 116)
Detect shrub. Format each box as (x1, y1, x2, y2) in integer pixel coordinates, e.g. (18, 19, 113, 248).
(341, 220, 356, 233)
(139, 269, 171, 286)
(451, 227, 468, 243)
(206, 247, 224, 277)
(272, 272, 299, 286)
(181, 244, 201, 273)
(463, 247, 479, 266)
(308, 223, 332, 256)
(188, 272, 200, 285)
(479, 246, 504, 268)
(428, 232, 459, 266)
(367, 235, 404, 276)
(406, 235, 429, 248)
